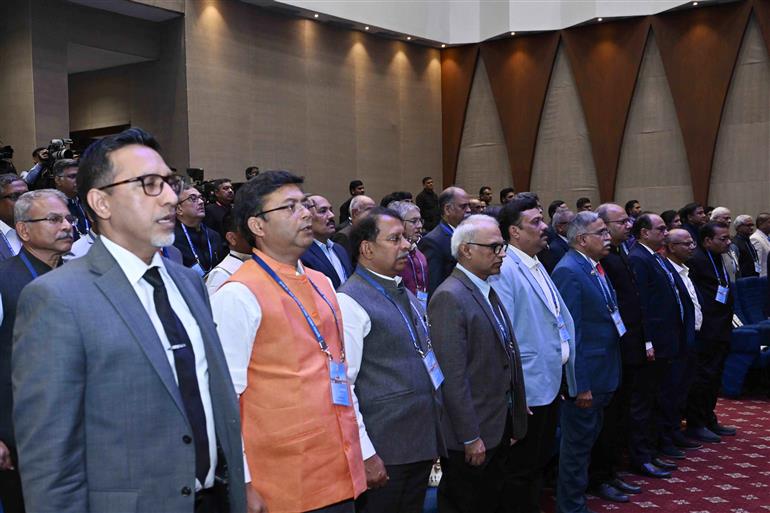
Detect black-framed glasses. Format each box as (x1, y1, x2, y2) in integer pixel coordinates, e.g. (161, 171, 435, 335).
(608, 218, 630, 225)
(671, 241, 696, 247)
(179, 193, 204, 205)
(23, 214, 77, 225)
(378, 234, 408, 245)
(466, 242, 506, 255)
(98, 173, 183, 197)
(583, 228, 611, 238)
(0, 192, 25, 201)
(253, 199, 315, 218)
(404, 217, 424, 225)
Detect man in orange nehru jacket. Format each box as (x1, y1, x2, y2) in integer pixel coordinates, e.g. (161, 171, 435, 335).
(211, 170, 366, 513)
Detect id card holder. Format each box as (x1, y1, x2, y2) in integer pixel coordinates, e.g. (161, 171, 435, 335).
(716, 285, 729, 304)
(329, 360, 351, 406)
(422, 350, 444, 390)
(191, 262, 206, 277)
(416, 290, 429, 305)
(556, 314, 570, 343)
(610, 309, 627, 337)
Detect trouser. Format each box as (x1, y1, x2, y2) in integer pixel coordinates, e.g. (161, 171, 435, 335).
(501, 397, 560, 513)
(659, 349, 697, 448)
(624, 360, 666, 466)
(556, 392, 613, 513)
(355, 460, 433, 513)
(308, 499, 356, 513)
(588, 384, 624, 486)
(686, 338, 730, 429)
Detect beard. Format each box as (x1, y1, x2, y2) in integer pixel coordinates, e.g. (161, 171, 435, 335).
(151, 231, 175, 249)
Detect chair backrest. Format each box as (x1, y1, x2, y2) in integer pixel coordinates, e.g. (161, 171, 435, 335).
(734, 276, 769, 324)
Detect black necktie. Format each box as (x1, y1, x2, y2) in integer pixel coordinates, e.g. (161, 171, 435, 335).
(143, 267, 210, 484)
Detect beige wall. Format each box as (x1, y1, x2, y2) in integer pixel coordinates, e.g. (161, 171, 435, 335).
(184, 0, 442, 210)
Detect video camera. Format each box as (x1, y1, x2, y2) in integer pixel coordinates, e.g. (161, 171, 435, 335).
(46, 138, 74, 161)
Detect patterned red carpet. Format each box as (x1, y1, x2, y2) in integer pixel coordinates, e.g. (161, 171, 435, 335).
(547, 397, 770, 512)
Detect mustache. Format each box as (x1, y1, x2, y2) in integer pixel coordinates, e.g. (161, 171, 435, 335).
(397, 251, 410, 260)
(57, 233, 73, 241)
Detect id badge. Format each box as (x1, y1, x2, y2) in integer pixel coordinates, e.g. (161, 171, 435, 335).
(422, 350, 444, 390)
(191, 262, 206, 277)
(416, 290, 429, 305)
(610, 309, 627, 337)
(556, 314, 570, 343)
(716, 285, 729, 304)
(329, 361, 351, 406)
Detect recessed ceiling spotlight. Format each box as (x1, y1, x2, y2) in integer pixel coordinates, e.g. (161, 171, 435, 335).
(692, 1, 699, 5)
(407, 36, 412, 40)
(441, 44, 446, 48)
(313, 13, 319, 18)
(364, 26, 370, 30)
(597, 17, 603, 22)
(510, 31, 516, 36)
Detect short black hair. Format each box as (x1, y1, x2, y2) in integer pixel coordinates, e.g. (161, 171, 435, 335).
(0, 173, 25, 190)
(211, 178, 231, 191)
(661, 209, 678, 227)
(77, 127, 161, 223)
(631, 212, 654, 238)
(624, 200, 639, 215)
(678, 202, 702, 222)
(548, 199, 566, 220)
(422, 176, 432, 185)
(499, 196, 539, 242)
(32, 147, 46, 158)
(576, 197, 591, 209)
(349, 180, 364, 193)
(52, 158, 79, 177)
(499, 187, 515, 203)
(699, 221, 729, 244)
(349, 206, 402, 264)
(233, 170, 304, 245)
(479, 186, 491, 196)
(380, 191, 412, 207)
(245, 166, 260, 179)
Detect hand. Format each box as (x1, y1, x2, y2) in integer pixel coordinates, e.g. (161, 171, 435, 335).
(576, 390, 593, 409)
(246, 482, 269, 513)
(0, 440, 13, 470)
(646, 347, 655, 361)
(464, 438, 486, 466)
(364, 454, 389, 489)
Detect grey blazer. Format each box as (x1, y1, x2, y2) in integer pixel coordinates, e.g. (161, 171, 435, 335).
(428, 268, 527, 452)
(12, 239, 246, 513)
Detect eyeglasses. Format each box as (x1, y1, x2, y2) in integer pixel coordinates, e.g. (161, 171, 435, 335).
(253, 199, 315, 218)
(179, 194, 204, 205)
(23, 214, 77, 225)
(670, 241, 696, 247)
(314, 206, 333, 215)
(466, 242, 506, 255)
(0, 192, 25, 201)
(404, 218, 424, 225)
(378, 234, 408, 245)
(608, 218, 630, 225)
(583, 229, 611, 238)
(98, 173, 183, 197)
(651, 226, 667, 232)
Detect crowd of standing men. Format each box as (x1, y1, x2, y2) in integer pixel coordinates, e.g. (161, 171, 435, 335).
(0, 126, 766, 513)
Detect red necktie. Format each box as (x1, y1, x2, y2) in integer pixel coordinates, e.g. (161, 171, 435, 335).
(596, 262, 606, 277)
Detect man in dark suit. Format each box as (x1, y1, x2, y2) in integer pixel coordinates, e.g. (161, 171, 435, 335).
(339, 180, 365, 225)
(52, 159, 91, 241)
(415, 177, 440, 232)
(679, 203, 707, 243)
(552, 211, 622, 513)
(733, 215, 760, 278)
(429, 214, 527, 513)
(685, 222, 737, 443)
(174, 184, 225, 275)
(0, 174, 28, 262)
(332, 194, 375, 258)
(12, 128, 247, 513)
(301, 194, 353, 289)
(539, 209, 574, 274)
(204, 179, 235, 239)
(0, 189, 74, 513)
(418, 187, 471, 297)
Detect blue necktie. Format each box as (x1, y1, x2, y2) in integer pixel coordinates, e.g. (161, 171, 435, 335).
(655, 254, 684, 322)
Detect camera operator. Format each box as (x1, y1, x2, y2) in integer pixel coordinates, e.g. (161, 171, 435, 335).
(20, 147, 46, 182)
(52, 159, 89, 241)
(24, 139, 74, 190)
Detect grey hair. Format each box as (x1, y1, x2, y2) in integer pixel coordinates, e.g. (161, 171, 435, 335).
(566, 211, 600, 245)
(552, 208, 576, 226)
(450, 214, 499, 259)
(733, 214, 752, 229)
(0, 173, 25, 190)
(710, 206, 730, 220)
(595, 203, 621, 223)
(14, 189, 69, 222)
(350, 194, 374, 215)
(388, 200, 419, 219)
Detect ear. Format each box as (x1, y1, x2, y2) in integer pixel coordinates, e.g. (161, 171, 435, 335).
(15, 220, 31, 243)
(247, 216, 265, 240)
(225, 231, 237, 248)
(87, 189, 111, 223)
(509, 224, 520, 240)
(359, 240, 374, 261)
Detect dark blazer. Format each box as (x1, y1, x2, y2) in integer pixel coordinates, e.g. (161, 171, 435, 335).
(539, 227, 570, 275)
(12, 239, 246, 513)
(734, 234, 759, 278)
(628, 244, 685, 360)
(552, 249, 622, 395)
(600, 245, 647, 365)
(204, 202, 231, 239)
(668, 260, 697, 349)
(418, 222, 455, 297)
(173, 222, 225, 272)
(688, 247, 735, 344)
(415, 189, 440, 232)
(300, 240, 353, 289)
(428, 268, 527, 451)
(331, 224, 353, 259)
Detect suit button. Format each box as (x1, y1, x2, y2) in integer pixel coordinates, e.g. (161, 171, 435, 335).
(181, 486, 192, 496)
(182, 435, 192, 444)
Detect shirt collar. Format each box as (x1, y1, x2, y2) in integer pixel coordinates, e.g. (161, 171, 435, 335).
(229, 250, 251, 262)
(508, 244, 540, 270)
(456, 263, 491, 298)
(101, 235, 168, 286)
(667, 257, 688, 275)
(0, 219, 14, 236)
(361, 265, 403, 285)
(638, 242, 656, 255)
(575, 249, 599, 269)
(313, 238, 334, 251)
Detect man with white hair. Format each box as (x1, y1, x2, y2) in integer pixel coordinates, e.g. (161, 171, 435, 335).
(428, 215, 527, 513)
(333, 194, 376, 258)
(750, 213, 770, 277)
(733, 215, 760, 278)
(710, 207, 740, 281)
(389, 200, 429, 301)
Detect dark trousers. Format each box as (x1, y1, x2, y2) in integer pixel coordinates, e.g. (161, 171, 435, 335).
(0, 468, 25, 513)
(588, 385, 624, 486)
(308, 499, 355, 513)
(557, 392, 613, 513)
(659, 350, 697, 448)
(686, 338, 730, 429)
(356, 460, 433, 513)
(625, 361, 666, 466)
(501, 398, 559, 513)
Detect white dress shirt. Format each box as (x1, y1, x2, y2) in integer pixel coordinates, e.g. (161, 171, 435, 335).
(456, 263, 493, 310)
(509, 245, 569, 364)
(101, 236, 217, 490)
(64, 230, 96, 261)
(314, 238, 348, 283)
(336, 268, 404, 460)
(0, 220, 21, 255)
(205, 250, 250, 296)
(668, 258, 703, 332)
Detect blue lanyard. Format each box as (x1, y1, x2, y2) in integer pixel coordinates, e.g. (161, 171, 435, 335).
(0, 230, 14, 255)
(593, 268, 617, 312)
(181, 223, 213, 270)
(74, 199, 90, 233)
(19, 251, 39, 279)
(707, 250, 728, 287)
(161, 247, 169, 258)
(490, 301, 509, 343)
(536, 264, 561, 316)
(655, 254, 684, 320)
(407, 252, 426, 291)
(355, 268, 431, 356)
(440, 222, 454, 237)
(252, 253, 343, 361)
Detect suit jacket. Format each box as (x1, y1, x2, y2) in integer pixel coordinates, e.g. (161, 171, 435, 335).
(428, 268, 527, 451)
(331, 223, 353, 259)
(628, 244, 685, 360)
(600, 246, 647, 365)
(490, 247, 577, 406)
(418, 222, 455, 297)
(734, 234, 759, 278)
(538, 227, 570, 275)
(300, 240, 353, 289)
(415, 189, 440, 232)
(552, 249, 622, 395)
(688, 247, 734, 344)
(750, 230, 770, 277)
(204, 202, 231, 239)
(668, 261, 697, 350)
(12, 239, 246, 513)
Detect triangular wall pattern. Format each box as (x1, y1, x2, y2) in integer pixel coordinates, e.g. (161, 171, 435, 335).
(441, 45, 479, 187)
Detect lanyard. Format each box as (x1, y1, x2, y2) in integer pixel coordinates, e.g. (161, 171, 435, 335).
(74, 199, 90, 234)
(490, 301, 509, 343)
(355, 268, 432, 356)
(440, 222, 453, 237)
(593, 268, 617, 312)
(19, 251, 39, 279)
(407, 252, 426, 291)
(536, 264, 561, 316)
(181, 223, 213, 270)
(252, 253, 344, 362)
(707, 250, 728, 287)
(655, 254, 684, 320)
(0, 230, 14, 255)
(161, 247, 169, 259)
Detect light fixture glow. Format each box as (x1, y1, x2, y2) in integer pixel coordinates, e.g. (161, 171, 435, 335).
(597, 17, 603, 21)
(510, 31, 516, 36)
(313, 13, 319, 18)
(364, 26, 370, 30)
(441, 44, 446, 48)
(693, 1, 699, 5)
(406, 36, 412, 40)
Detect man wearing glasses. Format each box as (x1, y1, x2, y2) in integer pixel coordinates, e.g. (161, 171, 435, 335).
(388, 201, 429, 302)
(552, 211, 622, 513)
(174, 184, 224, 276)
(211, 171, 366, 513)
(12, 128, 247, 513)
(0, 174, 28, 262)
(52, 158, 90, 241)
(301, 194, 353, 289)
(0, 189, 73, 513)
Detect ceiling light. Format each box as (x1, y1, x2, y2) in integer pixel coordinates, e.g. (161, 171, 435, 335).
(313, 13, 319, 18)
(364, 26, 370, 30)
(510, 31, 516, 36)
(406, 36, 412, 40)
(693, 1, 699, 5)
(597, 17, 603, 22)
(441, 44, 446, 48)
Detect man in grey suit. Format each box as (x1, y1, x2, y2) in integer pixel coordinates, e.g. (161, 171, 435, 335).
(429, 214, 527, 513)
(490, 197, 577, 513)
(12, 128, 248, 513)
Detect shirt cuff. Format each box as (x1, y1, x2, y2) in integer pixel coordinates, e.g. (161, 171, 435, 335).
(359, 431, 377, 460)
(645, 342, 653, 351)
(464, 437, 480, 445)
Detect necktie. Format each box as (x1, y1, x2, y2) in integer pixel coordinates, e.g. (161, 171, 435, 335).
(143, 267, 210, 484)
(655, 254, 685, 322)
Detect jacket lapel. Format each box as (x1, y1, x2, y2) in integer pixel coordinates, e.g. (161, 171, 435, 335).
(508, 248, 552, 314)
(309, 242, 337, 283)
(451, 269, 507, 351)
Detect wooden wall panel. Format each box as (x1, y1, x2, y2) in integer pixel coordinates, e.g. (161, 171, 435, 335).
(480, 32, 559, 192)
(441, 45, 479, 187)
(562, 17, 650, 202)
(754, 0, 770, 56)
(652, 1, 752, 205)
